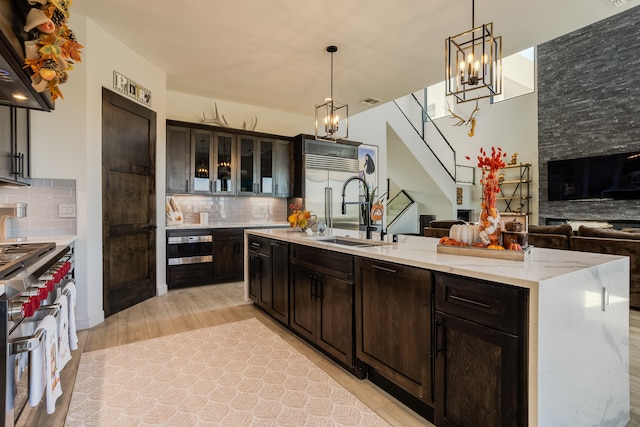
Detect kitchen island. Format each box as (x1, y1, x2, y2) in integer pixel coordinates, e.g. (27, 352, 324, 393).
(244, 227, 630, 426)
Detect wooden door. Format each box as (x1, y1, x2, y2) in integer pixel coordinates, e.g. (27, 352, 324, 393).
(289, 263, 317, 342)
(102, 88, 156, 316)
(269, 240, 289, 324)
(355, 258, 433, 403)
(316, 274, 353, 366)
(434, 313, 519, 427)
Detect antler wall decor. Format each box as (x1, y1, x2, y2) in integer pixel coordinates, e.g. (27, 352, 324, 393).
(446, 100, 479, 137)
(201, 102, 258, 131)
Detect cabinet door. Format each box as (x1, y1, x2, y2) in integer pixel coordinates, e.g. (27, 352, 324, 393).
(355, 258, 433, 403)
(213, 231, 243, 282)
(166, 126, 191, 193)
(435, 313, 520, 427)
(289, 263, 317, 342)
(213, 132, 235, 195)
(191, 129, 214, 193)
(237, 136, 257, 195)
(14, 108, 29, 179)
(269, 240, 289, 325)
(248, 250, 270, 307)
(258, 138, 273, 195)
(0, 106, 13, 179)
(317, 274, 353, 366)
(274, 140, 290, 197)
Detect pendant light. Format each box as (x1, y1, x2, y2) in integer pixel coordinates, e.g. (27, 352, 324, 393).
(315, 45, 348, 140)
(445, 0, 502, 103)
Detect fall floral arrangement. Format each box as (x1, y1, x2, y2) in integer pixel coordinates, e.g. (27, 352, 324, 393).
(440, 146, 509, 250)
(475, 146, 507, 247)
(288, 203, 311, 230)
(23, 0, 83, 101)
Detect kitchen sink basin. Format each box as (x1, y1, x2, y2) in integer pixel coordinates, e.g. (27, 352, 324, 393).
(316, 237, 389, 248)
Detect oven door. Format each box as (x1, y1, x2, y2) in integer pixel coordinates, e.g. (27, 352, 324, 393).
(6, 304, 62, 426)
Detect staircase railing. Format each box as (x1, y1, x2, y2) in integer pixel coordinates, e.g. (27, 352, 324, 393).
(393, 92, 475, 185)
(386, 189, 415, 228)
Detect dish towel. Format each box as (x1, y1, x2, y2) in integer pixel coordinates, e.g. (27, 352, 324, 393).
(55, 294, 71, 370)
(63, 282, 78, 350)
(29, 314, 62, 414)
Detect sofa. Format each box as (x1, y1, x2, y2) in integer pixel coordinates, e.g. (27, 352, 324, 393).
(422, 220, 466, 239)
(527, 224, 574, 250)
(570, 225, 640, 309)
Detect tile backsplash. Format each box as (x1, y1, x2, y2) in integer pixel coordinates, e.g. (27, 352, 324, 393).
(0, 178, 76, 238)
(171, 195, 288, 225)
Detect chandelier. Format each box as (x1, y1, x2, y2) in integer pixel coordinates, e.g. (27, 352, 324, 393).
(445, 0, 502, 103)
(315, 45, 348, 140)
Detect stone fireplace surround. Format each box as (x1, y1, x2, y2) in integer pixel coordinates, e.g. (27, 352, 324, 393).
(537, 5, 640, 226)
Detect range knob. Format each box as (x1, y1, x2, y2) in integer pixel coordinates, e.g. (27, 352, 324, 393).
(22, 300, 35, 318)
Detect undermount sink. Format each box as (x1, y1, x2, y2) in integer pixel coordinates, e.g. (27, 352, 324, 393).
(316, 237, 389, 248)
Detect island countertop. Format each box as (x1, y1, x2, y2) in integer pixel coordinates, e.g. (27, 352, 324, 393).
(245, 227, 627, 291)
(245, 227, 631, 426)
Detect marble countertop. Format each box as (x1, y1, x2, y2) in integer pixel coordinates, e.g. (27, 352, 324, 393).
(246, 228, 628, 290)
(167, 222, 290, 230)
(1, 235, 77, 246)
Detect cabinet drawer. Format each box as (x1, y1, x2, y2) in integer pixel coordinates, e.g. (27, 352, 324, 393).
(247, 236, 271, 255)
(435, 273, 522, 335)
(291, 244, 353, 281)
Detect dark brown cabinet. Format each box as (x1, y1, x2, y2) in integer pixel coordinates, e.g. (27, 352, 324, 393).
(0, 106, 30, 184)
(434, 273, 528, 427)
(289, 244, 354, 367)
(166, 229, 214, 289)
(212, 228, 243, 282)
(355, 258, 433, 405)
(248, 235, 290, 325)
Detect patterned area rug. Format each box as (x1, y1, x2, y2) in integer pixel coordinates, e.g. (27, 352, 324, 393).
(66, 318, 389, 426)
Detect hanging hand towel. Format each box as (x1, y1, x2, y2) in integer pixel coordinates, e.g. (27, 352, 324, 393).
(55, 294, 71, 370)
(63, 282, 78, 350)
(28, 314, 62, 414)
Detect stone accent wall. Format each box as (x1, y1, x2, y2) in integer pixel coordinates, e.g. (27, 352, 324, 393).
(537, 5, 640, 224)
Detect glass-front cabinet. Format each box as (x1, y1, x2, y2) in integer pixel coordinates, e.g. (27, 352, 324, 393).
(166, 121, 290, 197)
(192, 129, 214, 193)
(214, 133, 235, 195)
(237, 136, 289, 197)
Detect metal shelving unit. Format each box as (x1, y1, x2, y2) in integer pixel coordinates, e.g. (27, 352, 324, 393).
(496, 163, 531, 214)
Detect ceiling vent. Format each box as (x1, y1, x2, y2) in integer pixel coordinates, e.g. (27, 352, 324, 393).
(360, 97, 381, 106)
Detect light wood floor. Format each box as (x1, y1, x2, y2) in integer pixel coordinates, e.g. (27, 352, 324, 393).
(19, 282, 640, 426)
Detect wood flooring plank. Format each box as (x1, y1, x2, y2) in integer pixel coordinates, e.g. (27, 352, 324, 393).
(140, 294, 177, 339)
(117, 301, 149, 345)
(62, 284, 640, 427)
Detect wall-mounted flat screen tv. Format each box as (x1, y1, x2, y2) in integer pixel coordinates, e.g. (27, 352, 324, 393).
(548, 151, 640, 201)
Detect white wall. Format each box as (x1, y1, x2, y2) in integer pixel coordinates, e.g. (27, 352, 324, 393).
(167, 92, 313, 137)
(30, 15, 168, 329)
(351, 91, 539, 226)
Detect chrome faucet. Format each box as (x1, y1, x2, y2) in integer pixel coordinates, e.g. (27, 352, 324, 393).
(341, 176, 376, 239)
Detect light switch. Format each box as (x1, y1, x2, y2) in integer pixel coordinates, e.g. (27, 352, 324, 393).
(59, 204, 76, 218)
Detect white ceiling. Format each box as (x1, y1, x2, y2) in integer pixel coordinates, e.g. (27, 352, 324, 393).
(72, 0, 637, 116)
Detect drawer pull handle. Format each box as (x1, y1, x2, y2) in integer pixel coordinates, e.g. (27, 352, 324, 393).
(449, 294, 491, 309)
(371, 264, 397, 274)
(251, 242, 261, 248)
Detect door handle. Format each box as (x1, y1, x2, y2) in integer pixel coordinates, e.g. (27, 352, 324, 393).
(310, 274, 316, 299)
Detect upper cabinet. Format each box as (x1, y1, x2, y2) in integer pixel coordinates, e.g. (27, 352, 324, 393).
(166, 120, 290, 198)
(237, 136, 290, 197)
(0, 105, 30, 185)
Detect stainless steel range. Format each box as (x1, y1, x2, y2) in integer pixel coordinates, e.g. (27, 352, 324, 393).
(0, 241, 75, 426)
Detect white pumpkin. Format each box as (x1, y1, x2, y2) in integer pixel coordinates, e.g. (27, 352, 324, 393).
(449, 224, 482, 246)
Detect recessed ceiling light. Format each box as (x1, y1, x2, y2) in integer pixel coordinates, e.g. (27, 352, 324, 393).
(12, 94, 28, 100)
(360, 97, 381, 106)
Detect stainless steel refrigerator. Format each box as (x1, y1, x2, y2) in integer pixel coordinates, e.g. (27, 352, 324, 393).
(300, 139, 362, 230)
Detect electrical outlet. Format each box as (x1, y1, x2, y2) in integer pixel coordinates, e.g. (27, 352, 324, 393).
(59, 204, 76, 218)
